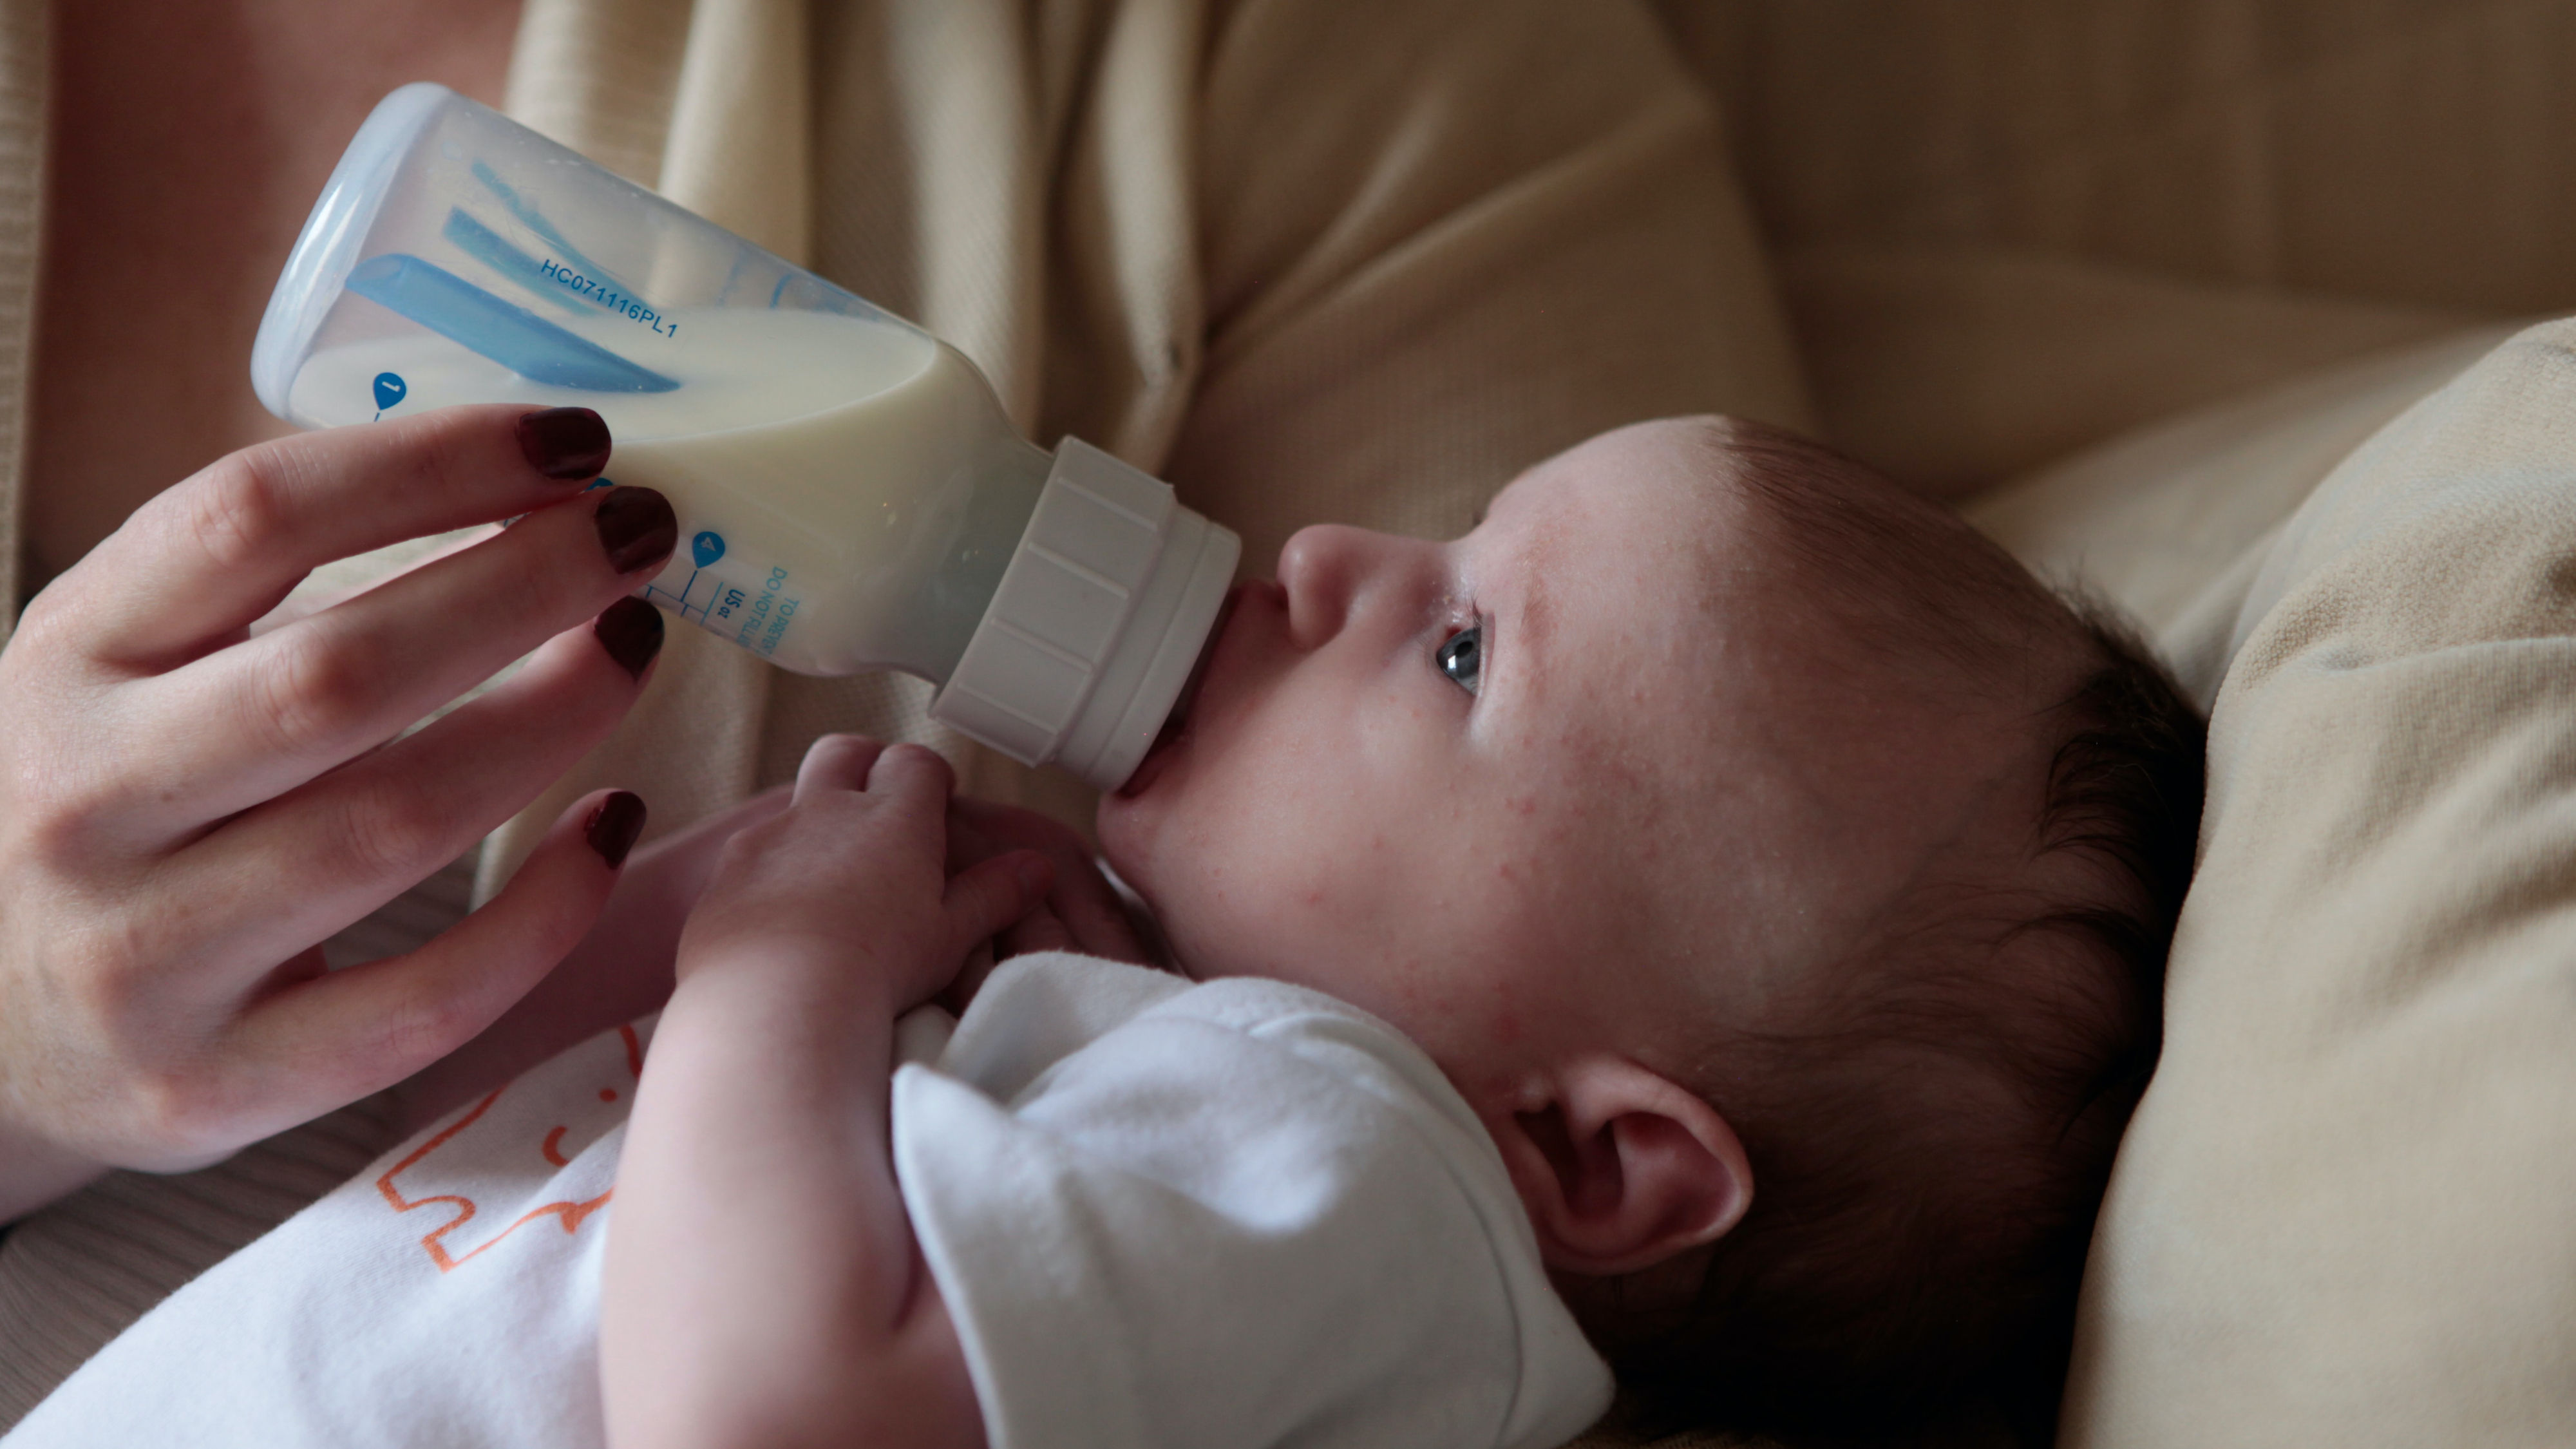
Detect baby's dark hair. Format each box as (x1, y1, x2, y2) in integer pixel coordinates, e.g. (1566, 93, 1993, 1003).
(1596, 420, 2206, 1440)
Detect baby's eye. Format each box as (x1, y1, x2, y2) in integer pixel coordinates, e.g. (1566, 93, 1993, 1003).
(1436, 624, 1482, 695)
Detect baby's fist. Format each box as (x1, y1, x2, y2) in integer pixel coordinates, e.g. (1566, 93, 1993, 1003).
(677, 737, 1051, 1013)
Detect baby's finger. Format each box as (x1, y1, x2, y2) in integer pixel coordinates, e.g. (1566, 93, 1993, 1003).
(939, 935, 1011, 1016)
(792, 734, 886, 803)
(998, 905, 1076, 960)
(945, 797, 1061, 868)
(216, 789, 644, 1139)
(946, 799, 1141, 963)
(862, 743, 956, 815)
(1036, 853, 1145, 963)
(1051, 885, 1148, 965)
(68, 406, 614, 668)
(944, 851, 1053, 961)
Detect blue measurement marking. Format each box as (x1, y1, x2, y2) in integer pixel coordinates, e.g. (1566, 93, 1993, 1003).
(645, 568, 723, 623)
(442, 209, 599, 316)
(660, 534, 729, 620)
(346, 254, 678, 393)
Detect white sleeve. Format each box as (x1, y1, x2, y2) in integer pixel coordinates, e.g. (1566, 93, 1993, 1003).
(892, 955, 1612, 1449)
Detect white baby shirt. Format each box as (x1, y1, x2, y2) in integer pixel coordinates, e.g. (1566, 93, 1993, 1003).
(4, 953, 1613, 1448)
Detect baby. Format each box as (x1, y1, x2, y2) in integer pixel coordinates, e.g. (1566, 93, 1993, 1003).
(1094, 415, 2200, 1435)
(3, 417, 2203, 1448)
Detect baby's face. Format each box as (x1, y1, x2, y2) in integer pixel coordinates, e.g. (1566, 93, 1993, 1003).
(1098, 420, 2038, 1097)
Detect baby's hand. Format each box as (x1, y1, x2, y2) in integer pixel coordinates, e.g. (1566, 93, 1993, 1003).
(676, 737, 1051, 1014)
(947, 798, 1151, 986)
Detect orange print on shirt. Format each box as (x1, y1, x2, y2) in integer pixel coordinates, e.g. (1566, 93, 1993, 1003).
(376, 1024, 644, 1273)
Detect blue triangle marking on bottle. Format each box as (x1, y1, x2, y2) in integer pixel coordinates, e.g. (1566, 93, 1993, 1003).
(372, 372, 407, 412)
(692, 531, 726, 568)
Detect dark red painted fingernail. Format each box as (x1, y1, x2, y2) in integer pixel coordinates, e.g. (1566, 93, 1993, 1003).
(594, 488, 677, 573)
(516, 407, 612, 480)
(585, 790, 647, 867)
(593, 596, 665, 680)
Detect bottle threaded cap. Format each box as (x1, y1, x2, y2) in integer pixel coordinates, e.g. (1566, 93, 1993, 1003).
(931, 439, 1240, 791)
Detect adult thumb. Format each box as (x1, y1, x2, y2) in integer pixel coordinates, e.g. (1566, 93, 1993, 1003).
(945, 849, 1052, 953)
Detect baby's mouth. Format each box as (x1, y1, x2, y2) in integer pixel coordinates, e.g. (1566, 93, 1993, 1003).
(1117, 582, 1242, 798)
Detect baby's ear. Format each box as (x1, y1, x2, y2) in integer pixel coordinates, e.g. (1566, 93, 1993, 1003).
(1486, 1056, 1752, 1278)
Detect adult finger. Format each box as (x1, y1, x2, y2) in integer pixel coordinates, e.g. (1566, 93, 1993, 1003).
(393, 785, 796, 1130)
(64, 404, 614, 668)
(169, 604, 660, 974)
(216, 789, 647, 1136)
(126, 487, 674, 828)
(793, 735, 887, 803)
(247, 524, 494, 636)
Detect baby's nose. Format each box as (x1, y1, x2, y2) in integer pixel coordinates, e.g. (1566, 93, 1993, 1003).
(1276, 524, 1373, 646)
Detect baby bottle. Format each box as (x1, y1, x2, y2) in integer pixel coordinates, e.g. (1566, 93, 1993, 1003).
(251, 83, 1238, 791)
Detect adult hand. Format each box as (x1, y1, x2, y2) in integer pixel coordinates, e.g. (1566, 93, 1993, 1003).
(0, 404, 676, 1220)
(390, 786, 795, 1134)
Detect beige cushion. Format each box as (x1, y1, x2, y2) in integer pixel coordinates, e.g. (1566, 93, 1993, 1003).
(1786, 247, 2487, 499)
(2011, 315, 2576, 1446)
(1965, 325, 2516, 702)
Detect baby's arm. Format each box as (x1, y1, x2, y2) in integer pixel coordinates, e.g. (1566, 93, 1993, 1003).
(601, 738, 1049, 1449)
